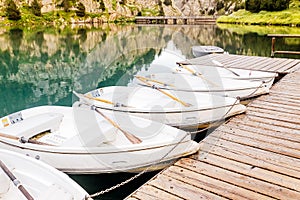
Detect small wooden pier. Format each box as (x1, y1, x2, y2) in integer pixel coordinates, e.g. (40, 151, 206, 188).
(126, 55, 300, 200)
(135, 16, 217, 25)
(178, 53, 300, 74)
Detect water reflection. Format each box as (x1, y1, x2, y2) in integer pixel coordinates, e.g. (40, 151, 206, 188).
(0, 23, 299, 199)
(0, 24, 299, 117)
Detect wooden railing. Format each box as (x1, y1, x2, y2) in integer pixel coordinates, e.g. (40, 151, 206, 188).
(267, 34, 300, 57)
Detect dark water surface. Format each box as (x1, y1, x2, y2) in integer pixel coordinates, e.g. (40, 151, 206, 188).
(0, 23, 299, 199)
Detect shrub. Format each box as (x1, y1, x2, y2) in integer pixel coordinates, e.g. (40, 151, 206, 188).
(99, 0, 105, 11)
(216, 1, 225, 11)
(63, 0, 71, 12)
(76, 2, 85, 17)
(5, 0, 21, 20)
(31, 0, 42, 16)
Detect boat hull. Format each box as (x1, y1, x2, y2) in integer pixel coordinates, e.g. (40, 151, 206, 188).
(0, 149, 89, 199)
(0, 139, 199, 174)
(83, 86, 246, 129)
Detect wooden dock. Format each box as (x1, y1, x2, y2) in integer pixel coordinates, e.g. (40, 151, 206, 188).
(178, 54, 300, 74)
(126, 56, 300, 199)
(135, 16, 216, 25)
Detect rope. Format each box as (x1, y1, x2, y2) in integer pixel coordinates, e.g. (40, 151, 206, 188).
(189, 97, 240, 135)
(239, 81, 266, 100)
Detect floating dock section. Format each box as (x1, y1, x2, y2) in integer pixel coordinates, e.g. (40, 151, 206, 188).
(126, 55, 300, 199)
(178, 54, 300, 74)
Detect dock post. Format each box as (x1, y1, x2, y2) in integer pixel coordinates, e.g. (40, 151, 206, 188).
(271, 37, 276, 57)
(184, 18, 187, 24)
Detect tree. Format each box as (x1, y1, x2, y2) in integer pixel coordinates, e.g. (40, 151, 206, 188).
(76, 2, 85, 17)
(99, 0, 105, 11)
(31, 0, 42, 16)
(5, 0, 21, 20)
(62, 0, 70, 12)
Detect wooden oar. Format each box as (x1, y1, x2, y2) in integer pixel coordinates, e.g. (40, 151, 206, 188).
(0, 132, 52, 146)
(178, 63, 219, 87)
(73, 92, 142, 144)
(74, 91, 129, 107)
(93, 107, 142, 144)
(135, 76, 191, 107)
(135, 75, 174, 87)
(212, 60, 240, 77)
(0, 160, 34, 200)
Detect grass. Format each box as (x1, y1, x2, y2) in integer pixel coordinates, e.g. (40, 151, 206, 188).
(217, 1, 300, 26)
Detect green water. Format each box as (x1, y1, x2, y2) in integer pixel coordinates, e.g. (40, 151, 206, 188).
(0, 23, 299, 199)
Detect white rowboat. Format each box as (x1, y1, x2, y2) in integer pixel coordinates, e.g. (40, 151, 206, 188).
(82, 86, 246, 129)
(175, 62, 277, 89)
(133, 73, 269, 100)
(0, 149, 90, 200)
(192, 46, 225, 57)
(0, 105, 199, 174)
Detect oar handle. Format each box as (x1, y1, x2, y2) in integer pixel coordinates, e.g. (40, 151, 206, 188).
(75, 91, 129, 107)
(0, 160, 34, 200)
(0, 132, 52, 146)
(94, 108, 142, 144)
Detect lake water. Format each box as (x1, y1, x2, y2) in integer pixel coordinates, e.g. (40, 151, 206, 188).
(0, 23, 299, 199)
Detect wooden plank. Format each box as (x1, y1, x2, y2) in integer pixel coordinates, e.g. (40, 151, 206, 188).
(130, 185, 182, 200)
(131, 192, 153, 200)
(271, 86, 300, 95)
(244, 57, 281, 71)
(226, 119, 300, 143)
(180, 54, 299, 74)
(164, 165, 272, 200)
(197, 140, 300, 179)
(220, 55, 256, 65)
(201, 135, 300, 175)
(262, 58, 291, 71)
(247, 105, 300, 121)
(243, 112, 300, 131)
(257, 95, 300, 106)
(176, 158, 300, 199)
(195, 151, 300, 192)
(259, 92, 300, 101)
(210, 129, 300, 159)
(217, 125, 300, 151)
(149, 174, 225, 199)
(247, 108, 300, 127)
(230, 114, 300, 135)
(250, 100, 300, 115)
(205, 131, 300, 171)
(287, 62, 300, 73)
(223, 56, 264, 69)
(268, 59, 300, 73)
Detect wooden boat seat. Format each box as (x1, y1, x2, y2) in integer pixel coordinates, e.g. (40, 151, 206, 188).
(0, 113, 63, 139)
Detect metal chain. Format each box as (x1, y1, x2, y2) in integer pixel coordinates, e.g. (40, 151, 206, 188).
(87, 170, 146, 199)
(86, 128, 190, 199)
